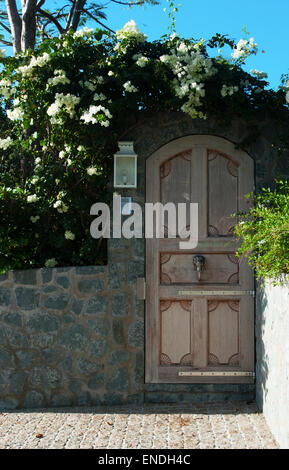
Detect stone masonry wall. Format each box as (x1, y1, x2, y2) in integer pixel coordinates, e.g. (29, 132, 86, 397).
(1, 111, 287, 409)
(256, 281, 289, 448)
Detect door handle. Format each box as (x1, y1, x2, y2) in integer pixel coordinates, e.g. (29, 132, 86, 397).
(193, 255, 205, 281)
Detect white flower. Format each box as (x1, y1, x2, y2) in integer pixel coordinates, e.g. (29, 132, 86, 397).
(80, 105, 112, 125)
(30, 215, 40, 223)
(74, 27, 94, 38)
(45, 258, 57, 268)
(123, 81, 137, 93)
(250, 69, 268, 79)
(65, 230, 75, 240)
(135, 55, 149, 67)
(93, 93, 107, 101)
(47, 69, 70, 87)
(35, 157, 41, 165)
(231, 37, 258, 60)
(7, 107, 23, 121)
(108, 71, 114, 77)
(0, 136, 13, 150)
(47, 93, 80, 119)
(59, 150, 66, 159)
(221, 85, 239, 97)
(27, 194, 38, 203)
(87, 167, 98, 176)
(115, 20, 147, 43)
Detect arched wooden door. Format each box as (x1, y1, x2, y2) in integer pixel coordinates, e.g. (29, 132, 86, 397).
(145, 135, 255, 384)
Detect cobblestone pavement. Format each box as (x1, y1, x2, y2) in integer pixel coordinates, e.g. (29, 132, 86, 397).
(0, 402, 278, 449)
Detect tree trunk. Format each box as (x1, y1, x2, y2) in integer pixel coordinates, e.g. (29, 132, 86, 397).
(5, 0, 22, 54)
(21, 0, 37, 51)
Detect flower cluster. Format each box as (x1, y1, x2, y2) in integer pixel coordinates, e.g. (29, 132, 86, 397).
(231, 38, 258, 61)
(80, 105, 112, 126)
(160, 41, 216, 118)
(221, 85, 239, 97)
(47, 93, 80, 121)
(0, 136, 13, 149)
(47, 70, 71, 87)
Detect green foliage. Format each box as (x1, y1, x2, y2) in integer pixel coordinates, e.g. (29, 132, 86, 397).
(234, 181, 289, 283)
(0, 23, 288, 272)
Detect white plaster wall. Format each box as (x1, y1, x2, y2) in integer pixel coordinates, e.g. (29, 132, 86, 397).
(256, 280, 289, 448)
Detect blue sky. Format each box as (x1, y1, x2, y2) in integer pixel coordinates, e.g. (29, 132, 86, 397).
(98, 0, 289, 89)
(3, 0, 289, 89)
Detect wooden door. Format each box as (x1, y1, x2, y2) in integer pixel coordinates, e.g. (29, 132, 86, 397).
(145, 135, 255, 384)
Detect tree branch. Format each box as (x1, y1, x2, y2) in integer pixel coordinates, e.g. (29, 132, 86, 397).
(37, 8, 64, 34)
(0, 20, 11, 34)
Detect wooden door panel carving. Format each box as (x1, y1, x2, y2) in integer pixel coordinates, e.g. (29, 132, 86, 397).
(160, 252, 239, 285)
(146, 136, 254, 384)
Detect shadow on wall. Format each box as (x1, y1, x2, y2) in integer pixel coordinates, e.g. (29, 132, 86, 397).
(255, 282, 269, 410)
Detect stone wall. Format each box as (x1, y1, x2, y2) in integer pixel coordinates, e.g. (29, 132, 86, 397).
(256, 280, 289, 448)
(0, 259, 255, 409)
(1, 111, 287, 409)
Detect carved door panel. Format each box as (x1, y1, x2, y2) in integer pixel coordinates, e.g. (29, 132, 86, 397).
(146, 136, 254, 384)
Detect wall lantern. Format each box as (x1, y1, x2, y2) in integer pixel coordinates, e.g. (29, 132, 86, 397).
(114, 141, 137, 188)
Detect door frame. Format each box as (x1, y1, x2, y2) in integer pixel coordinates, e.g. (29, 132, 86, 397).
(145, 135, 255, 384)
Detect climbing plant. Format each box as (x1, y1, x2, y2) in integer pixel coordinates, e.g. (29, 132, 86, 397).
(0, 20, 289, 271)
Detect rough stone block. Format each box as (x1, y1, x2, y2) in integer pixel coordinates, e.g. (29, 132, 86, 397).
(56, 276, 70, 289)
(44, 293, 69, 310)
(29, 366, 61, 389)
(128, 320, 144, 348)
(78, 278, 104, 293)
(0, 349, 15, 368)
(15, 287, 39, 310)
(59, 325, 90, 352)
(13, 270, 37, 285)
(23, 390, 44, 408)
(107, 367, 129, 392)
(90, 338, 109, 358)
(0, 287, 11, 306)
(109, 350, 130, 365)
(26, 312, 59, 333)
(87, 318, 110, 337)
(2, 311, 22, 327)
(85, 295, 108, 315)
(112, 293, 129, 317)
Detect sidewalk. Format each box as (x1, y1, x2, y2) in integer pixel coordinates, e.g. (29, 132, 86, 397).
(0, 402, 278, 449)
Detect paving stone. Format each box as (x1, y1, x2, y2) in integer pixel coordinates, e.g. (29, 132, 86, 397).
(75, 266, 106, 275)
(8, 372, 26, 395)
(112, 293, 129, 317)
(1, 402, 276, 449)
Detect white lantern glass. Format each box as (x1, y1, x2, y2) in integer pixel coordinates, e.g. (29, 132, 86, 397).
(114, 142, 137, 188)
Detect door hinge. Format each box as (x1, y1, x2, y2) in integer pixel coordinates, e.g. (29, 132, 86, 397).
(137, 278, 146, 300)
